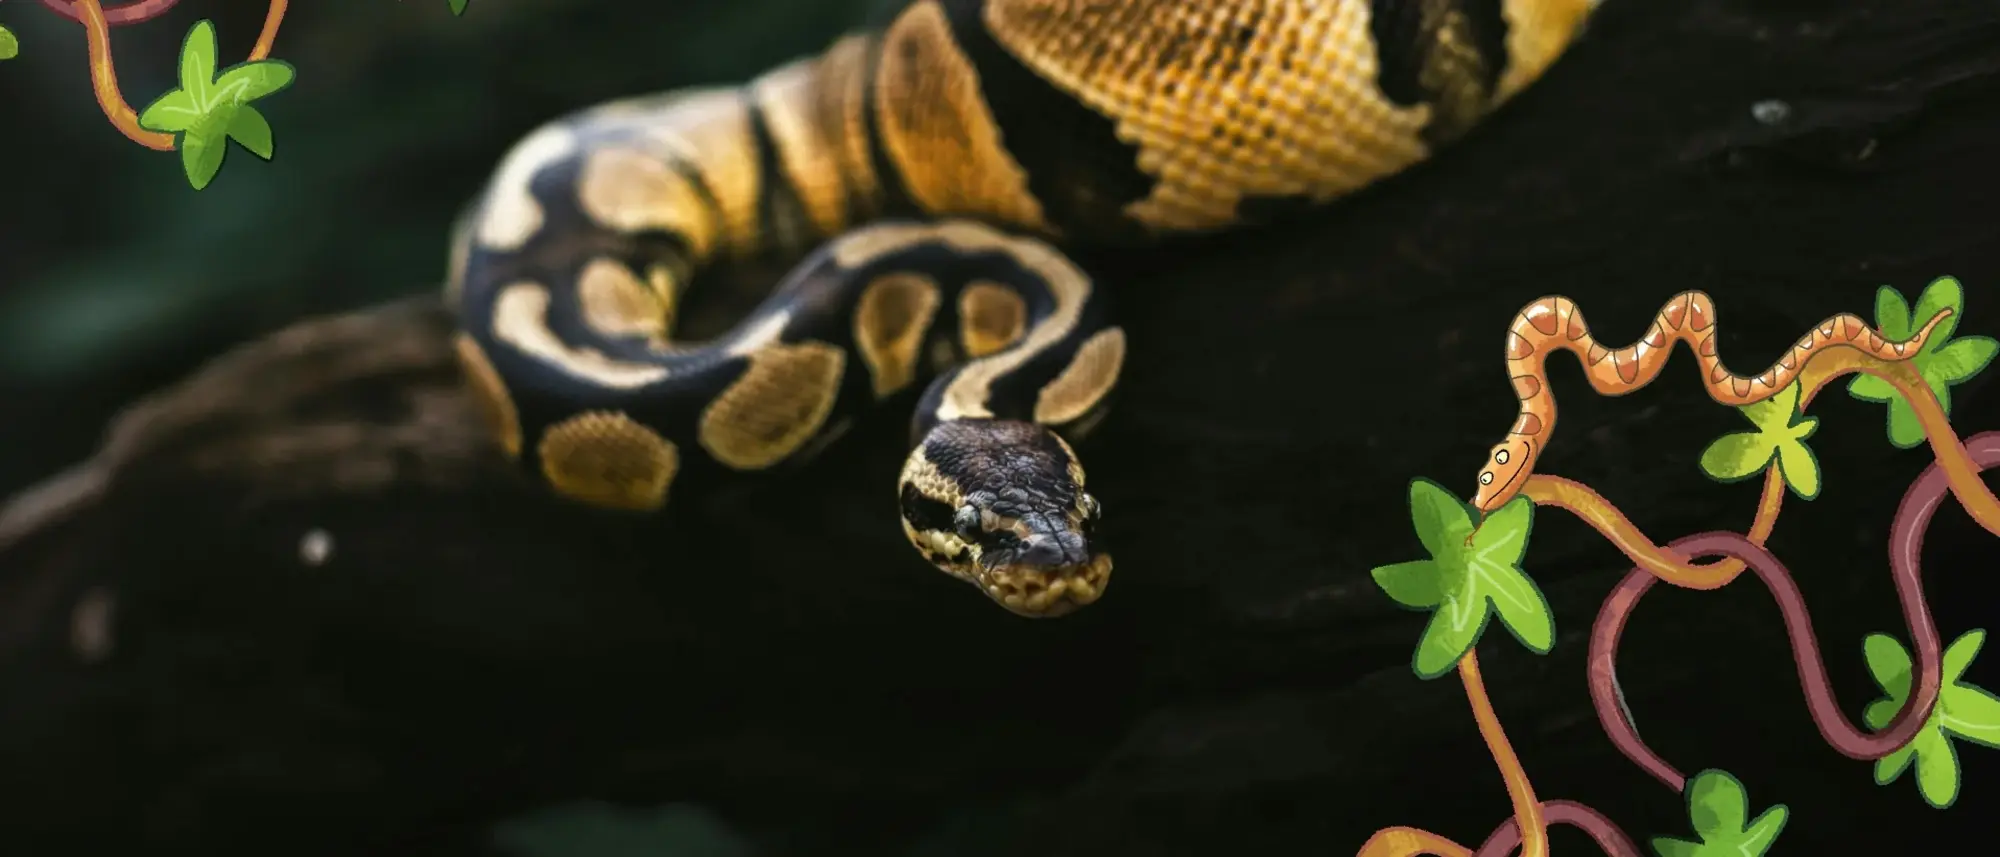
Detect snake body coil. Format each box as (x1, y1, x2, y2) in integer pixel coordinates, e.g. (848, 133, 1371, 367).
(448, 0, 1599, 616)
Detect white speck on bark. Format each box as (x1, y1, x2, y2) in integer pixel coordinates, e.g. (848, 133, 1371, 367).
(1751, 99, 1791, 125)
(71, 587, 115, 664)
(300, 528, 334, 566)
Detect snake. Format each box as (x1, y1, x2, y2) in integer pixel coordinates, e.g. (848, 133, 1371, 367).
(1471, 290, 1955, 515)
(445, 0, 1601, 617)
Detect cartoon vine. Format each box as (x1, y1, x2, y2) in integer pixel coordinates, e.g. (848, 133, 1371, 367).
(0, 0, 471, 188)
(1357, 276, 2000, 856)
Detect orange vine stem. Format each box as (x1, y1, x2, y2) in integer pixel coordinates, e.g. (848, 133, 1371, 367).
(70, 0, 289, 150)
(1461, 650, 1548, 857)
(250, 0, 287, 61)
(74, 0, 173, 150)
(1527, 347, 1998, 592)
(1355, 650, 1547, 857)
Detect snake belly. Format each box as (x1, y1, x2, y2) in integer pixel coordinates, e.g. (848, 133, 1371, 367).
(447, 0, 1600, 617)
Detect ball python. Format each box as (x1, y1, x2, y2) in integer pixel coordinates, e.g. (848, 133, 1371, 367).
(445, 0, 1600, 617)
(1471, 291, 1955, 515)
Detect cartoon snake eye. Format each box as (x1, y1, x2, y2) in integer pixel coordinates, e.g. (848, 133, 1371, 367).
(1494, 449, 1510, 465)
(953, 505, 981, 536)
(1080, 493, 1101, 520)
(1479, 471, 1495, 486)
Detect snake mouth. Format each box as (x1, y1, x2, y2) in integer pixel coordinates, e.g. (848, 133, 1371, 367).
(975, 553, 1113, 617)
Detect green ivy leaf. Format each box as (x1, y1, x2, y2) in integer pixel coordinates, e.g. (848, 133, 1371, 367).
(0, 26, 20, 61)
(214, 57, 297, 104)
(1412, 594, 1488, 679)
(133, 20, 298, 190)
(1698, 432, 1774, 481)
(180, 122, 229, 190)
(1912, 276, 1965, 346)
(177, 19, 219, 106)
(1373, 481, 1552, 680)
(1407, 478, 1470, 561)
(1371, 561, 1444, 610)
(227, 106, 275, 159)
(1846, 278, 1995, 449)
(138, 89, 203, 133)
(1698, 380, 1820, 499)
(1467, 497, 1553, 654)
(1650, 769, 1788, 857)
(1863, 629, 2000, 808)
(1875, 286, 1915, 340)
(1928, 336, 1999, 390)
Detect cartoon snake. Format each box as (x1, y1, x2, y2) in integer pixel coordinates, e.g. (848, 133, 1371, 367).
(446, 0, 1601, 617)
(1472, 291, 1953, 515)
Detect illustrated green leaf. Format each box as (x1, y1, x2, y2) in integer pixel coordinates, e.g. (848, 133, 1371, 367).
(1847, 373, 1896, 403)
(1411, 594, 1486, 679)
(1701, 380, 1820, 495)
(180, 126, 229, 190)
(1687, 769, 1748, 836)
(214, 59, 297, 105)
(1875, 285, 1915, 340)
(1737, 379, 1801, 429)
(1737, 806, 1790, 853)
(178, 21, 220, 108)
(0, 26, 19, 61)
(228, 106, 275, 159)
(1773, 432, 1821, 499)
(1929, 336, 1998, 385)
(1910, 276, 1964, 347)
(1943, 686, 2000, 748)
(1864, 632, 1914, 701)
(1660, 769, 1788, 856)
(1848, 277, 1991, 449)
(1886, 396, 1927, 449)
(1648, 838, 1701, 857)
(1408, 478, 1471, 559)
(1943, 629, 1986, 682)
(1468, 495, 1533, 567)
(1372, 560, 1444, 610)
(1699, 431, 1776, 482)
(1480, 562, 1554, 654)
(449, 0, 472, 13)
(1913, 733, 1961, 807)
(1874, 739, 1918, 785)
(137, 89, 204, 133)
(1864, 696, 1902, 732)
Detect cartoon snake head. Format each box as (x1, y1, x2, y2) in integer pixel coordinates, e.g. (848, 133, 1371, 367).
(897, 419, 1112, 617)
(1473, 437, 1535, 514)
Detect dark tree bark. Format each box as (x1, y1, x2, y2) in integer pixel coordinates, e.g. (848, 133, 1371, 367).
(3, 0, 1998, 854)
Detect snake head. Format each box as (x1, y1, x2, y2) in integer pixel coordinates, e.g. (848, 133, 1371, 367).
(897, 419, 1111, 618)
(1473, 437, 1534, 515)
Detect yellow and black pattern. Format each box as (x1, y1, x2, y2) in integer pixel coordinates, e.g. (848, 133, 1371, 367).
(448, 0, 1597, 617)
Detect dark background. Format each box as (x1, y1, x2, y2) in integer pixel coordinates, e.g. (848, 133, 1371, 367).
(1, 0, 1998, 855)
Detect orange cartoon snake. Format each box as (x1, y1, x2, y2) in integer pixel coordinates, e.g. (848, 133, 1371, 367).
(1471, 290, 1953, 515)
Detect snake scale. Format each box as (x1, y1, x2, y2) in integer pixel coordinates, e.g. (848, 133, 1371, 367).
(446, 0, 1600, 617)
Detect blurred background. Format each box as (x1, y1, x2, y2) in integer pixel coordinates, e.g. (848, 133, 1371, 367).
(0, 0, 901, 852)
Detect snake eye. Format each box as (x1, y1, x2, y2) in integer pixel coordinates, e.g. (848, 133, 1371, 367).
(953, 505, 981, 537)
(1479, 471, 1495, 485)
(1080, 493, 1101, 520)
(1494, 449, 1510, 465)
